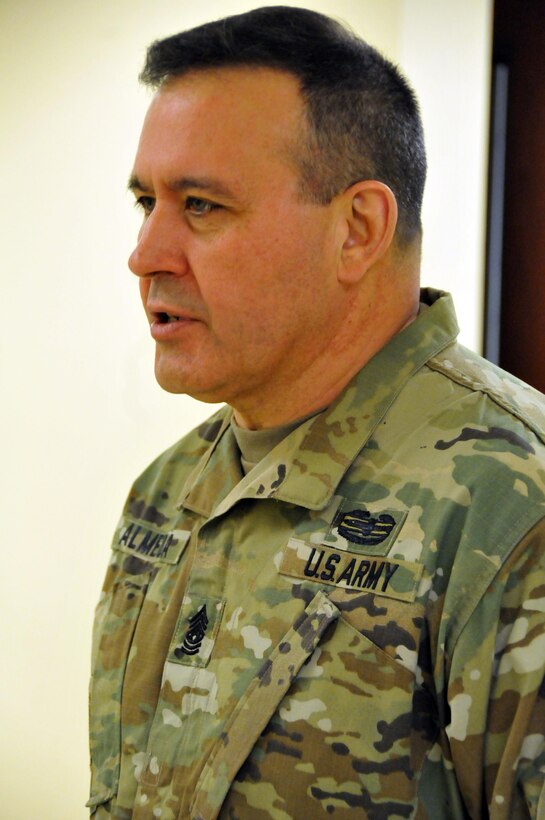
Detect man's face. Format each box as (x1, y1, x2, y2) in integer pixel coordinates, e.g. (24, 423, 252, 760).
(128, 67, 346, 412)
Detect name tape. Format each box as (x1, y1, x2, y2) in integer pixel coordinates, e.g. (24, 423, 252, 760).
(113, 517, 190, 564)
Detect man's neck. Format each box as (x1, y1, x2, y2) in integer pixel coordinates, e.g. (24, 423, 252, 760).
(232, 291, 420, 430)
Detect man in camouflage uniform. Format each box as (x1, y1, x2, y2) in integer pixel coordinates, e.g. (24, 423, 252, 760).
(88, 7, 545, 819)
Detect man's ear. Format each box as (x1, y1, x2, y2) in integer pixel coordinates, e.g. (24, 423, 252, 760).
(338, 180, 398, 284)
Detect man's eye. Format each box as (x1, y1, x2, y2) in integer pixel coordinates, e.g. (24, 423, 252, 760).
(185, 196, 218, 216)
(135, 196, 155, 216)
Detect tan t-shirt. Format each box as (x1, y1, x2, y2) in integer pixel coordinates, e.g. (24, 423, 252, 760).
(230, 410, 324, 474)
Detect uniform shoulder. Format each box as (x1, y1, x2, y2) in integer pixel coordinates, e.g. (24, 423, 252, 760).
(427, 341, 545, 446)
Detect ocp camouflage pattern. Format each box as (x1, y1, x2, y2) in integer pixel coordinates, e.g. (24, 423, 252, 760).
(88, 290, 545, 818)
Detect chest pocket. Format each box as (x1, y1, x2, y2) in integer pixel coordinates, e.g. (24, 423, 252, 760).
(189, 591, 422, 820)
(189, 587, 422, 820)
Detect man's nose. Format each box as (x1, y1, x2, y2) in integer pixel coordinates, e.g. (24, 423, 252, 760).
(128, 209, 188, 278)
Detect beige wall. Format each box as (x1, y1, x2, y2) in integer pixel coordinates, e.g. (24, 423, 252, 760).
(0, 1, 491, 816)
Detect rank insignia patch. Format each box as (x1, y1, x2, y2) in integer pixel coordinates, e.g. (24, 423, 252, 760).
(169, 595, 225, 667)
(175, 605, 209, 658)
(323, 500, 407, 555)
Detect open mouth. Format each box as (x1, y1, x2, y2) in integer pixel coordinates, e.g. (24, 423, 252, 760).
(156, 312, 182, 324)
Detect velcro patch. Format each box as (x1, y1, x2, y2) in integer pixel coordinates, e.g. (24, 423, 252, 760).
(113, 516, 190, 564)
(323, 500, 407, 555)
(168, 595, 225, 667)
(280, 538, 422, 602)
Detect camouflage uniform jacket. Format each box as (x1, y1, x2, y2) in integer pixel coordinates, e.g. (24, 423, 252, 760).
(89, 289, 545, 819)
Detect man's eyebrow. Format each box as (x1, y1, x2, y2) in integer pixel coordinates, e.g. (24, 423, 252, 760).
(127, 174, 148, 193)
(127, 174, 236, 200)
(170, 176, 237, 199)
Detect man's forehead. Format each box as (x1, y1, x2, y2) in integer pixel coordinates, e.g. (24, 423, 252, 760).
(145, 65, 305, 129)
(132, 66, 307, 188)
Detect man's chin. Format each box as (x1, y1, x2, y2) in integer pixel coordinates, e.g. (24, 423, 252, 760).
(154, 367, 226, 405)
(155, 371, 186, 395)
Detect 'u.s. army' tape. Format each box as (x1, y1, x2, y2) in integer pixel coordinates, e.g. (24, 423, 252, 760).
(280, 538, 422, 602)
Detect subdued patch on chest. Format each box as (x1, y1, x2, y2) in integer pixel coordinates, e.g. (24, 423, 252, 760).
(113, 516, 190, 564)
(280, 538, 422, 602)
(175, 604, 209, 657)
(323, 500, 407, 555)
(168, 595, 225, 668)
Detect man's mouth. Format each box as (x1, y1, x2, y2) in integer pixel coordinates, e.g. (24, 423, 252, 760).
(147, 304, 199, 339)
(156, 312, 182, 324)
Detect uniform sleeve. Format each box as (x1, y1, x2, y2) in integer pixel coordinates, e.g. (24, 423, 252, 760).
(446, 516, 545, 818)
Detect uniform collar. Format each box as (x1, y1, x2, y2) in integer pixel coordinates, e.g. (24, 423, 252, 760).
(177, 289, 459, 520)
